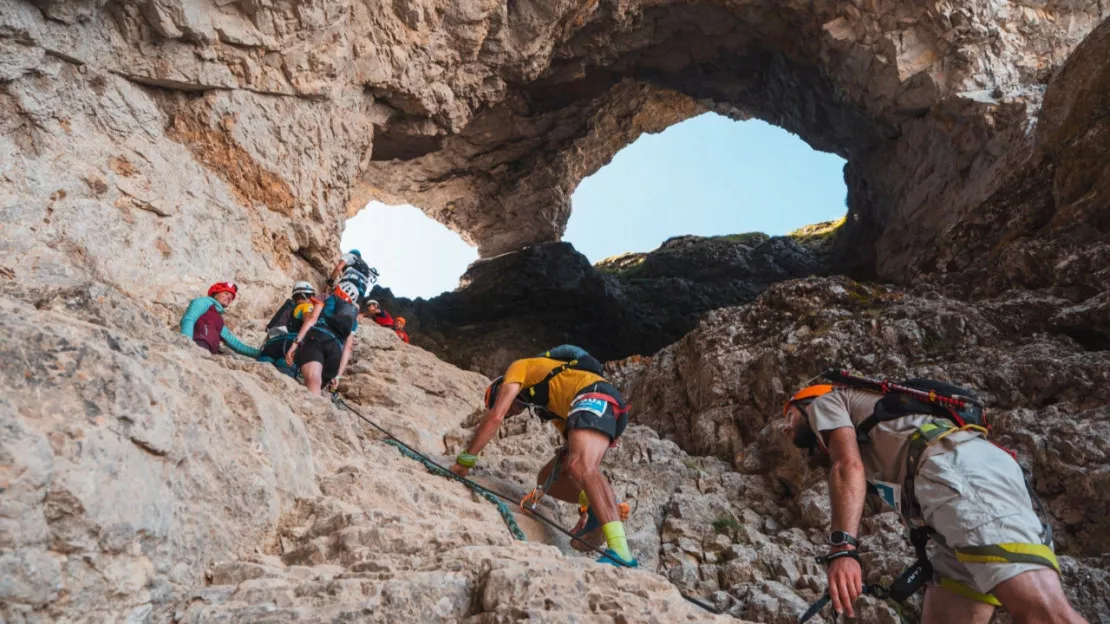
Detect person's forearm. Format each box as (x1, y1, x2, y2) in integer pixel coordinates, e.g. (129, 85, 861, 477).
(336, 335, 354, 377)
(329, 261, 344, 282)
(829, 459, 866, 540)
(465, 413, 505, 457)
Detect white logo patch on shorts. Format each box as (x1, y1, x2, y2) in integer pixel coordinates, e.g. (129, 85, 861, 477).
(871, 480, 902, 514)
(571, 396, 609, 418)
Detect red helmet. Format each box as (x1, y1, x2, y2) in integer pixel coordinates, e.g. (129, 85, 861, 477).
(207, 281, 238, 300)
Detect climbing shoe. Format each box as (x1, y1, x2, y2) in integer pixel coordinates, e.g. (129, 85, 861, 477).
(598, 548, 639, 568)
(570, 502, 630, 552)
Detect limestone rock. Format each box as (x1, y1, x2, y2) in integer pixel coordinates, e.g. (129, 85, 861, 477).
(627, 276, 1110, 619)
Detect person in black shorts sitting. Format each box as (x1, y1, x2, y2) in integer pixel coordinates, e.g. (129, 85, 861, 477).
(283, 281, 360, 395)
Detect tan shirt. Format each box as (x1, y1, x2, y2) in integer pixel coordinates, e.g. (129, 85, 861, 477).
(806, 388, 981, 486)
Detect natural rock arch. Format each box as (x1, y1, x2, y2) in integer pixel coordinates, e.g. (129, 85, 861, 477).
(4, 0, 1106, 306)
(356, 1, 1103, 279)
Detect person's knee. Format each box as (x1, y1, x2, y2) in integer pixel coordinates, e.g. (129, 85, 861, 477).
(995, 570, 1084, 624)
(1010, 598, 1084, 624)
(564, 455, 597, 484)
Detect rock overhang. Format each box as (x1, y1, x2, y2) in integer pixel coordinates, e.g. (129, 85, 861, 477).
(357, 0, 1106, 270)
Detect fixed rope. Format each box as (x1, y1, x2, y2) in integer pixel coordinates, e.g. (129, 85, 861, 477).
(330, 394, 724, 617)
(383, 438, 526, 540)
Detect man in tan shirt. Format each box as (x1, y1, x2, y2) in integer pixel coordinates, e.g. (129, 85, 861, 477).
(783, 382, 1084, 623)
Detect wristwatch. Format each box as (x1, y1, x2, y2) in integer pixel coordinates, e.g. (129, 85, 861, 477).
(828, 531, 858, 548)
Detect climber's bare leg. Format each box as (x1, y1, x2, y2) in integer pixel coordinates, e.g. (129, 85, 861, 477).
(299, 361, 324, 396)
(564, 428, 619, 524)
(536, 454, 582, 504)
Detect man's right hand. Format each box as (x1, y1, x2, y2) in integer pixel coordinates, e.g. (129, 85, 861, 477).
(449, 463, 470, 478)
(827, 551, 863, 618)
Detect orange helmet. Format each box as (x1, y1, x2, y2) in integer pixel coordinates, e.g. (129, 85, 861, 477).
(395, 316, 406, 327)
(484, 376, 504, 409)
(782, 384, 835, 417)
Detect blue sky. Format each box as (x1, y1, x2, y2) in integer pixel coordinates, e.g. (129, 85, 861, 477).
(343, 113, 846, 298)
(566, 113, 847, 262)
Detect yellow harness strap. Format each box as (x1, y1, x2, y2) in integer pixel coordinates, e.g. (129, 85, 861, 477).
(955, 543, 1060, 572)
(937, 577, 1003, 607)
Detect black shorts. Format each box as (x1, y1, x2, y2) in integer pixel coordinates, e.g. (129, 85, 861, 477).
(565, 382, 628, 441)
(294, 332, 342, 383)
(259, 336, 298, 379)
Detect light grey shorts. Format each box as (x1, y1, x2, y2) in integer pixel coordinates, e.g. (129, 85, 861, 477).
(914, 438, 1055, 598)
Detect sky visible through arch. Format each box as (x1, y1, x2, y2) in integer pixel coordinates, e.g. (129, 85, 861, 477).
(342, 112, 847, 299)
(566, 113, 847, 263)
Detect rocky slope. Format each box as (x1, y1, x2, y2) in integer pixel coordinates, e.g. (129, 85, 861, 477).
(7, 274, 1109, 623)
(621, 276, 1110, 622)
(372, 233, 821, 376)
(0, 281, 733, 623)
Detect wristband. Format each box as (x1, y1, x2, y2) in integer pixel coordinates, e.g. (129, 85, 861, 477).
(817, 549, 861, 566)
(456, 452, 478, 467)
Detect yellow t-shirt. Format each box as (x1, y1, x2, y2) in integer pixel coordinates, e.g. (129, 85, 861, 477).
(503, 357, 605, 420)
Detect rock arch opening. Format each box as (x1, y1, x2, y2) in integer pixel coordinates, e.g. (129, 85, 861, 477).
(565, 112, 847, 263)
(342, 201, 478, 299)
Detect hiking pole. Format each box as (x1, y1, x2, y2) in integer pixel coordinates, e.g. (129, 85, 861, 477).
(330, 395, 724, 617)
(821, 369, 978, 411)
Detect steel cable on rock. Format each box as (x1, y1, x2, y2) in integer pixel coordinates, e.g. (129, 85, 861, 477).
(331, 395, 724, 617)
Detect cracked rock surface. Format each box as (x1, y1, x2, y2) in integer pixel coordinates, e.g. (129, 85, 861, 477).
(4, 1, 1110, 622)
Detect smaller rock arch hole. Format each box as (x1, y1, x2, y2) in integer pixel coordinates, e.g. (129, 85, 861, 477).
(342, 201, 479, 299)
(564, 113, 848, 262)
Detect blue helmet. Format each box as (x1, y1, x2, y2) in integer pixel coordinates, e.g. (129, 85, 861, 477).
(348, 249, 362, 258)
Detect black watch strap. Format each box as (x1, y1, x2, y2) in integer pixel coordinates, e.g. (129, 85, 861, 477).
(817, 549, 861, 566)
(829, 531, 858, 548)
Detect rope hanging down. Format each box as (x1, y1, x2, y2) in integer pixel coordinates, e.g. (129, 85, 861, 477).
(330, 395, 724, 618)
(383, 439, 526, 540)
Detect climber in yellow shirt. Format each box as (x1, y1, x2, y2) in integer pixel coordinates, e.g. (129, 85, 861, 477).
(450, 345, 636, 567)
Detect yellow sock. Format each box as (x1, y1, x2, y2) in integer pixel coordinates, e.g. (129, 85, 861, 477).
(578, 490, 590, 509)
(602, 521, 632, 560)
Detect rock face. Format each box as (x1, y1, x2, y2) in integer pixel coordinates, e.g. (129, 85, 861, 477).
(626, 276, 1110, 619)
(0, 281, 731, 622)
(4, 1, 1110, 623)
(3, 0, 1109, 310)
(374, 234, 821, 376)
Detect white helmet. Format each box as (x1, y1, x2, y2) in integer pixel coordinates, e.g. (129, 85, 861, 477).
(292, 281, 315, 298)
(338, 280, 361, 302)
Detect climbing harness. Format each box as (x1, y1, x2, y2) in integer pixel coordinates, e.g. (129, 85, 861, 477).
(330, 394, 723, 617)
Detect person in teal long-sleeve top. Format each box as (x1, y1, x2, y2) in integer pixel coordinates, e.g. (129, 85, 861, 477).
(179, 281, 260, 358)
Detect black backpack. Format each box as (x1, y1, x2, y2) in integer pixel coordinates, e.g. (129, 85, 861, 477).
(320, 295, 361, 341)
